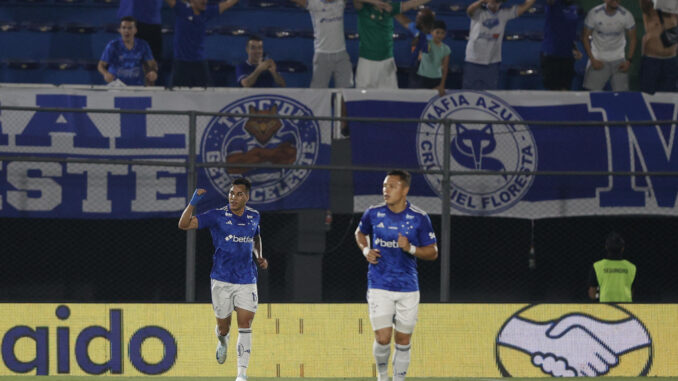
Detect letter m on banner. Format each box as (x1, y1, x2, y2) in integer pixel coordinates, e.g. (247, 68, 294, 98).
(591, 92, 678, 208)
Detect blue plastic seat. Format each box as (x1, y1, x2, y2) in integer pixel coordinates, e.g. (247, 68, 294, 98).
(55, 0, 87, 3)
(276, 60, 307, 73)
(104, 23, 119, 34)
(215, 25, 250, 36)
(297, 30, 314, 39)
(504, 32, 527, 41)
(261, 27, 297, 39)
(438, 2, 468, 13)
(208, 60, 234, 73)
(161, 25, 174, 35)
(78, 60, 99, 71)
(64, 23, 99, 34)
(93, 0, 119, 5)
(45, 59, 79, 70)
(16, 0, 51, 3)
(23, 21, 60, 33)
(449, 29, 469, 41)
(0, 21, 19, 32)
(4, 59, 42, 70)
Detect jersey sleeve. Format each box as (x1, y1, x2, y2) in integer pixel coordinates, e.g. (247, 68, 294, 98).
(100, 41, 114, 63)
(197, 209, 219, 229)
(417, 213, 437, 246)
(584, 8, 594, 29)
(624, 11, 635, 30)
(358, 209, 372, 235)
(235, 63, 249, 85)
(502, 5, 518, 21)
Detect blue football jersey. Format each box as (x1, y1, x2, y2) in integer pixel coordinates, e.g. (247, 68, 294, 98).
(99, 37, 154, 86)
(358, 201, 437, 292)
(197, 204, 261, 284)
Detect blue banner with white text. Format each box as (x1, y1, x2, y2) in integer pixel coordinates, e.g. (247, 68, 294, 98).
(343, 89, 678, 218)
(0, 88, 332, 218)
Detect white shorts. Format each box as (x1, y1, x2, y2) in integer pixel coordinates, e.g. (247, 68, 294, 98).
(366, 288, 420, 334)
(211, 279, 258, 319)
(355, 57, 398, 89)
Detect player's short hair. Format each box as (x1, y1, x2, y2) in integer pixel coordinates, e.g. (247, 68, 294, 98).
(432, 20, 447, 32)
(605, 232, 625, 257)
(120, 16, 137, 26)
(247, 35, 263, 44)
(387, 169, 411, 187)
(232, 178, 252, 193)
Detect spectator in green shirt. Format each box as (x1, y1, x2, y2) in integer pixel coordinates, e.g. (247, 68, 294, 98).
(588, 232, 636, 302)
(354, 0, 431, 88)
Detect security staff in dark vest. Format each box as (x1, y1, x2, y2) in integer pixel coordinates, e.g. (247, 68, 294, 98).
(588, 232, 636, 302)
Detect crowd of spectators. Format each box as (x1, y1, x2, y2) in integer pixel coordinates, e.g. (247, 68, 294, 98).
(95, 0, 678, 93)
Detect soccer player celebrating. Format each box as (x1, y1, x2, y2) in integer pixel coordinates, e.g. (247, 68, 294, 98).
(178, 178, 268, 381)
(354, 170, 438, 381)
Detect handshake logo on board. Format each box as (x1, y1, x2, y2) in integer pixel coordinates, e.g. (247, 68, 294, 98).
(495, 304, 652, 377)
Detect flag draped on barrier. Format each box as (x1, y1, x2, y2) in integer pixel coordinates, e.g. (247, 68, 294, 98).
(0, 88, 332, 218)
(343, 89, 678, 218)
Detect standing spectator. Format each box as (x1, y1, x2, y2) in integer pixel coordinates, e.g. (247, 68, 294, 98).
(354, 170, 438, 381)
(463, 0, 536, 90)
(413, 20, 450, 96)
(541, 0, 582, 90)
(118, 0, 164, 62)
(291, 0, 353, 88)
(581, 0, 637, 91)
(164, 0, 239, 88)
(396, 7, 435, 88)
(98, 16, 158, 86)
(588, 232, 636, 302)
(353, 0, 432, 89)
(236, 35, 286, 87)
(638, 0, 678, 94)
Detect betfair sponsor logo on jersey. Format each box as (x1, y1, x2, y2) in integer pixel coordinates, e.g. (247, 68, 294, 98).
(373, 237, 399, 248)
(225, 234, 254, 243)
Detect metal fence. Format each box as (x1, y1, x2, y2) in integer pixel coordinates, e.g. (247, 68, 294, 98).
(1, 105, 677, 303)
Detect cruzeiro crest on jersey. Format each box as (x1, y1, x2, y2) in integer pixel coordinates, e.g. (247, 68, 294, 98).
(201, 95, 320, 204)
(416, 91, 537, 214)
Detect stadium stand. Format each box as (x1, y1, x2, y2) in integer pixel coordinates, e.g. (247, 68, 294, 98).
(0, 0, 562, 88)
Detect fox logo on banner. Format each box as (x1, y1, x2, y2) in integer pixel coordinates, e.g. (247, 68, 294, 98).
(343, 89, 678, 218)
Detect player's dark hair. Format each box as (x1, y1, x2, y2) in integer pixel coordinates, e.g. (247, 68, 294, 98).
(247, 35, 263, 43)
(432, 20, 447, 32)
(233, 178, 252, 193)
(120, 16, 137, 26)
(605, 231, 625, 258)
(387, 169, 411, 187)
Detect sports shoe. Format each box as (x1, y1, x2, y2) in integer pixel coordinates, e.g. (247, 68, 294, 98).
(215, 326, 227, 364)
(216, 341, 227, 364)
(235, 376, 247, 381)
(377, 373, 389, 381)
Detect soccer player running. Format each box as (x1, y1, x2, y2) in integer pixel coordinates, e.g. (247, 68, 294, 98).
(178, 178, 268, 381)
(354, 170, 438, 381)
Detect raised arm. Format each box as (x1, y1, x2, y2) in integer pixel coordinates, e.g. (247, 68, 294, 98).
(219, 0, 239, 14)
(639, 0, 654, 14)
(467, 0, 485, 17)
(401, 0, 431, 14)
(178, 189, 205, 230)
(394, 14, 411, 29)
(515, 0, 536, 17)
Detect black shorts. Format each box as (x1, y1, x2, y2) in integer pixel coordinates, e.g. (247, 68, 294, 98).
(540, 54, 575, 90)
(136, 22, 163, 61)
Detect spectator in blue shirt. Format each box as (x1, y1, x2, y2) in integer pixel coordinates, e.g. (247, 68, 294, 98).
(164, 0, 239, 87)
(98, 16, 158, 86)
(540, 0, 582, 90)
(118, 0, 164, 62)
(236, 35, 286, 87)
